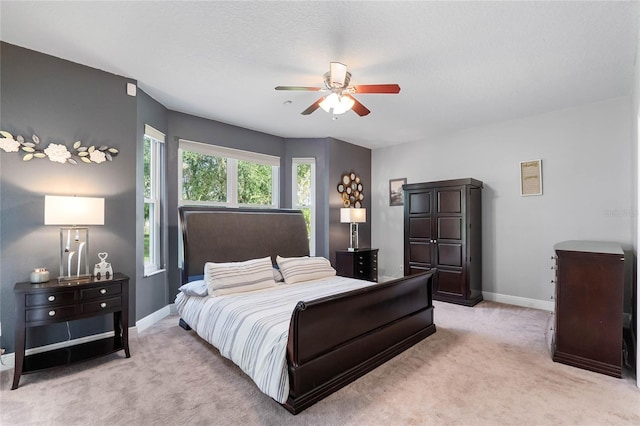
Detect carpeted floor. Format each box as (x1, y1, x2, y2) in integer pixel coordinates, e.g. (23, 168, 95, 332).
(1, 301, 639, 425)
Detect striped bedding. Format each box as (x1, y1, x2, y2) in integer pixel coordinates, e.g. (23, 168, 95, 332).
(175, 275, 376, 403)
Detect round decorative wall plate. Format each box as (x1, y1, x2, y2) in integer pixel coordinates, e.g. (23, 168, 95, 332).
(337, 171, 364, 208)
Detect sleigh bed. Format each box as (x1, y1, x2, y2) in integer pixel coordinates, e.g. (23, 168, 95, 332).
(176, 206, 436, 414)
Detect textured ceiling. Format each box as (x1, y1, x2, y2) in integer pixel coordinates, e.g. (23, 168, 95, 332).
(1, 1, 638, 149)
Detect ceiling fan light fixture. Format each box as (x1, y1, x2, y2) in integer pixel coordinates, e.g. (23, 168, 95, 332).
(276, 62, 398, 116)
(319, 93, 355, 115)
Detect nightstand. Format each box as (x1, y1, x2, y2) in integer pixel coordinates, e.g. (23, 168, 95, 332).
(12, 273, 130, 389)
(335, 249, 378, 282)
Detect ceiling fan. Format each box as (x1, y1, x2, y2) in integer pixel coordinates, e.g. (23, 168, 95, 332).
(275, 62, 400, 117)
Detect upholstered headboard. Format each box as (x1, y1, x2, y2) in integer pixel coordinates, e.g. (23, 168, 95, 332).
(179, 206, 310, 284)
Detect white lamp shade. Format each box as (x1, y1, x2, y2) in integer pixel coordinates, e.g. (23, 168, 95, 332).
(340, 208, 366, 223)
(44, 195, 105, 225)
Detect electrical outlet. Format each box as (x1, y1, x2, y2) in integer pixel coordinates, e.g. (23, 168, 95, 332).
(399, 265, 404, 271)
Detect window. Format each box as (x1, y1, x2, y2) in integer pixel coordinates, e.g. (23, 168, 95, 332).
(144, 125, 165, 276)
(178, 139, 279, 207)
(292, 158, 315, 255)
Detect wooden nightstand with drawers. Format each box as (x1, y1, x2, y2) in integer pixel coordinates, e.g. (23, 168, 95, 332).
(335, 249, 379, 282)
(12, 273, 130, 389)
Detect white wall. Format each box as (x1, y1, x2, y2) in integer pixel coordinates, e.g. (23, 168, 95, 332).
(632, 3, 640, 390)
(372, 97, 633, 307)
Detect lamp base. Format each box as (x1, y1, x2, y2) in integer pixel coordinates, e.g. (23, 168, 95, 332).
(58, 227, 90, 280)
(58, 273, 93, 283)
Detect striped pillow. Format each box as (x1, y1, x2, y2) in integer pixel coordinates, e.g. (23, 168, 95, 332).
(276, 255, 336, 284)
(204, 256, 277, 296)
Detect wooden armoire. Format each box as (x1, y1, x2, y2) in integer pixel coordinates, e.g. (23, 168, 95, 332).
(403, 178, 483, 306)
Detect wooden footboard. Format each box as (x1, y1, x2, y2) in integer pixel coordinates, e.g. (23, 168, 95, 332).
(284, 270, 436, 414)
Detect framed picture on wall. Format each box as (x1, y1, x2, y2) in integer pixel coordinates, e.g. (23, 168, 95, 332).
(389, 178, 407, 206)
(520, 159, 542, 196)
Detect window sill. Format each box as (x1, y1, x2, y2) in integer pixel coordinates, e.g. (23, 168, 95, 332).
(143, 268, 166, 278)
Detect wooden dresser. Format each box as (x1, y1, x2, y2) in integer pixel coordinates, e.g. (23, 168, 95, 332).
(12, 273, 130, 389)
(403, 178, 483, 306)
(336, 249, 378, 282)
(552, 241, 624, 377)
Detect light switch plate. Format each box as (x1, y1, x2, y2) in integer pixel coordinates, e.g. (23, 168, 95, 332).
(126, 82, 137, 96)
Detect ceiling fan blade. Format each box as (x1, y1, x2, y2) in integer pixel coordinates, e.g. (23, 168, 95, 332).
(353, 84, 401, 94)
(301, 96, 326, 115)
(275, 86, 323, 91)
(346, 95, 371, 116)
(330, 62, 348, 87)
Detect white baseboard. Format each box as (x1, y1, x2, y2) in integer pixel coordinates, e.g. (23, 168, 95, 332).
(169, 303, 178, 315)
(0, 329, 135, 372)
(1, 304, 175, 372)
(136, 305, 172, 334)
(381, 275, 554, 311)
(482, 291, 554, 312)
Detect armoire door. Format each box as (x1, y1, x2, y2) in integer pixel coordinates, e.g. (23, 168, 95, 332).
(434, 186, 466, 298)
(405, 190, 435, 275)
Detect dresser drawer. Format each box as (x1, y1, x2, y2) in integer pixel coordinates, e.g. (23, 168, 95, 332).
(355, 254, 377, 267)
(26, 305, 78, 322)
(26, 290, 76, 307)
(81, 283, 122, 300)
(355, 269, 377, 280)
(82, 296, 122, 314)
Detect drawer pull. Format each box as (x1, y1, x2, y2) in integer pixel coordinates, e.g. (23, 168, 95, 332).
(100, 302, 107, 308)
(100, 289, 107, 295)
(48, 295, 55, 302)
(48, 310, 56, 317)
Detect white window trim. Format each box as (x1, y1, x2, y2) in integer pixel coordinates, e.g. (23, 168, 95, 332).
(144, 125, 165, 276)
(178, 139, 280, 208)
(292, 157, 316, 256)
(179, 139, 279, 166)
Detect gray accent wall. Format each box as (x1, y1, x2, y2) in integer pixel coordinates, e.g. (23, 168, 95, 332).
(0, 43, 137, 353)
(284, 138, 330, 258)
(136, 89, 169, 319)
(0, 43, 373, 355)
(328, 138, 372, 265)
(283, 136, 374, 264)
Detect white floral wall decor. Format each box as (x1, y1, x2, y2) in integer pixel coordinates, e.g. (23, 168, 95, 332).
(0, 130, 119, 165)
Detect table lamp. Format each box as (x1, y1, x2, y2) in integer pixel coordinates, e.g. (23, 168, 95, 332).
(340, 207, 366, 251)
(44, 195, 105, 281)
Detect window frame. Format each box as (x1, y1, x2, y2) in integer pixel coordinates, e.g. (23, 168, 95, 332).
(292, 157, 316, 256)
(143, 125, 165, 276)
(178, 139, 280, 208)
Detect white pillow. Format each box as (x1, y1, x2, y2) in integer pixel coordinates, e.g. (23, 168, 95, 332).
(276, 255, 336, 284)
(204, 256, 278, 296)
(179, 280, 208, 297)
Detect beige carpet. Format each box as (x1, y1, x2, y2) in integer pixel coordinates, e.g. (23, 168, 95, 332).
(1, 301, 639, 425)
